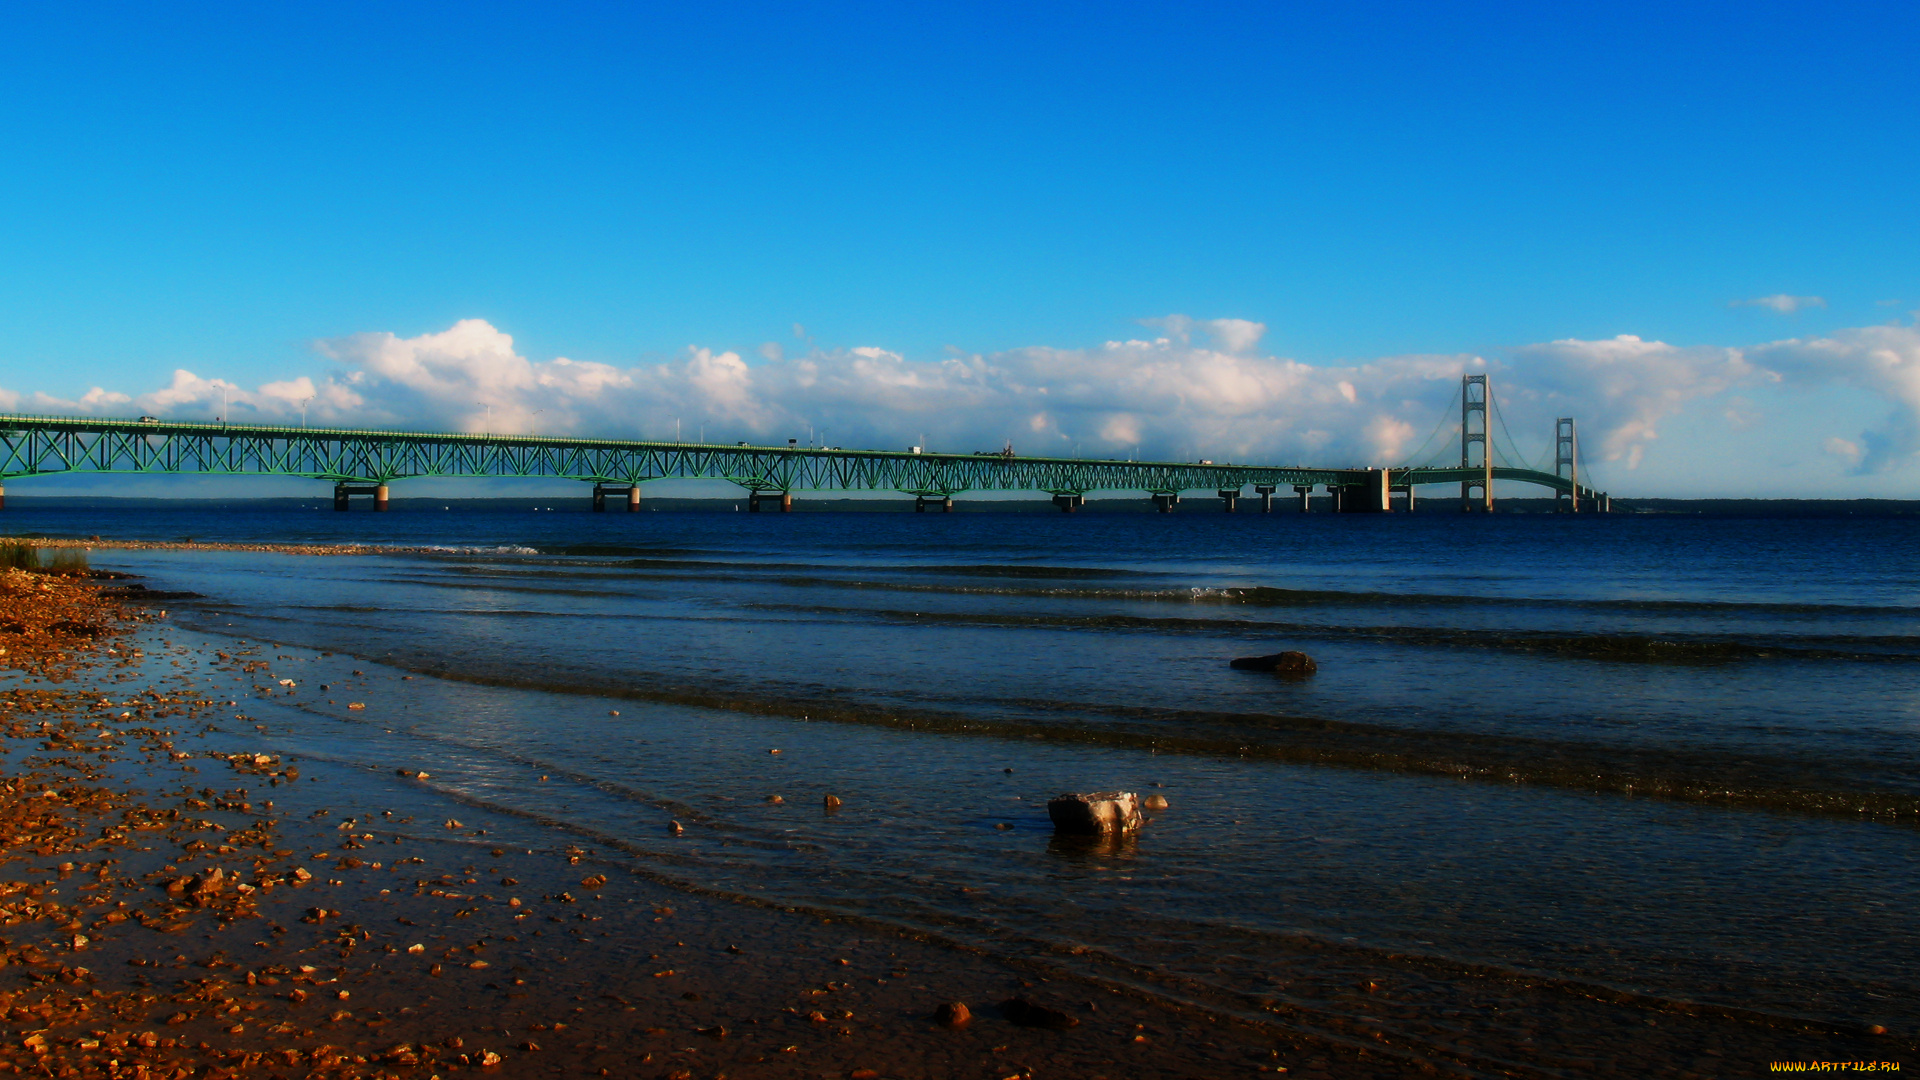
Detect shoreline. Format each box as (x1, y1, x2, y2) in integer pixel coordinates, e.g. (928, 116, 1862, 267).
(17, 539, 429, 557)
(0, 568, 1420, 1078)
(0, 564, 1908, 1076)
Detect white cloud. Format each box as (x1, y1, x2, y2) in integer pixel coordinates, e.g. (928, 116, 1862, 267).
(1824, 436, 1864, 466)
(15, 313, 1920, 489)
(1750, 324, 1920, 473)
(1507, 334, 1759, 469)
(1732, 294, 1827, 314)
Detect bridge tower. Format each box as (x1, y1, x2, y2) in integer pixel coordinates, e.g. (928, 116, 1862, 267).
(1554, 417, 1579, 512)
(1460, 374, 1493, 512)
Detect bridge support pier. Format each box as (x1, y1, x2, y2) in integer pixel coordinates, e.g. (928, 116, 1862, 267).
(333, 483, 384, 511)
(1255, 485, 1275, 512)
(0, 482, 5, 511)
(781, 492, 793, 513)
(748, 493, 761, 512)
(1295, 485, 1313, 512)
(1052, 494, 1082, 513)
(1151, 493, 1179, 513)
(592, 484, 640, 512)
(1391, 485, 1415, 512)
(1334, 469, 1391, 512)
(1217, 489, 1239, 512)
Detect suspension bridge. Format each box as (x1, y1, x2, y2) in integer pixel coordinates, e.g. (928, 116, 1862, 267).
(0, 374, 1607, 513)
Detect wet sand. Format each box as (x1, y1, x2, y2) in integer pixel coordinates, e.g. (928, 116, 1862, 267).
(0, 565, 1908, 1078)
(0, 566, 1427, 1078)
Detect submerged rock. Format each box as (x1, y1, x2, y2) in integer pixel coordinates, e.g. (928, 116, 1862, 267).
(1143, 793, 1169, 811)
(1047, 792, 1142, 835)
(999, 996, 1079, 1029)
(1229, 650, 1317, 675)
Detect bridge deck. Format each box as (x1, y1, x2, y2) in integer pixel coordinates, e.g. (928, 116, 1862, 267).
(0, 413, 1599, 502)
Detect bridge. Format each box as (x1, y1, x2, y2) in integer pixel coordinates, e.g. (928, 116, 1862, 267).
(0, 375, 1608, 513)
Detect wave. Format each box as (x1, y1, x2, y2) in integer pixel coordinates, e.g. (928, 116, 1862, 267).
(740, 601, 1920, 664)
(269, 642, 1920, 825)
(392, 549, 1920, 617)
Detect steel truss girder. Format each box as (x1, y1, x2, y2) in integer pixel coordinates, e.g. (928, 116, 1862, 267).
(0, 415, 1584, 499)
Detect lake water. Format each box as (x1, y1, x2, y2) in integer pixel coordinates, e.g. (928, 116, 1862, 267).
(9, 502, 1918, 1067)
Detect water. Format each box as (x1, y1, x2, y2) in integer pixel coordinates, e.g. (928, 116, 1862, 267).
(10, 503, 1919, 1062)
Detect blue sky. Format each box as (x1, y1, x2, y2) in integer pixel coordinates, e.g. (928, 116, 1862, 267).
(2, 1, 1918, 497)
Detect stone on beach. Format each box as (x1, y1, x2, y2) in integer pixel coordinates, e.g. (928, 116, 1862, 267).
(1143, 793, 1169, 811)
(1228, 650, 1317, 675)
(933, 1001, 971, 1027)
(1046, 792, 1142, 835)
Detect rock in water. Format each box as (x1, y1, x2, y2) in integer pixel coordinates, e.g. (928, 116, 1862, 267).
(824, 794, 842, 811)
(998, 997, 1079, 1029)
(933, 1001, 971, 1027)
(1229, 650, 1317, 675)
(1143, 793, 1169, 811)
(1047, 792, 1142, 835)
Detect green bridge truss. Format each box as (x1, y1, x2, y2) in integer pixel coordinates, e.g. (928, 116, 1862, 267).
(0, 413, 1605, 507)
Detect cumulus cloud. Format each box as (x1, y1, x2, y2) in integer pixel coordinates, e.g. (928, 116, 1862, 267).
(289, 319, 1479, 466)
(1508, 334, 1759, 469)
(1732, 294, 1827, 314)
(1750, 324, 1920, 473)
(14, 313, 1920, 483)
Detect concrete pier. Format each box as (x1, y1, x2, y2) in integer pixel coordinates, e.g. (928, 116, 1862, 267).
(1052, 493, 1083, 513)
(333, 483, 384, 511)
(1217, 488, 1239, 512)
(1334, 469, 1391, 512)
(781, 492, 793, 513)
(1295, 485, 1313, 512)
(1255, 485, 1276, 512)
(1151, 493, 1179, 513)
(592, 483, 641, 512)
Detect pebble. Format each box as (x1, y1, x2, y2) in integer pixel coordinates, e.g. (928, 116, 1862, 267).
(934, 1001, 972, 1027)
(1144, 794, 1169, 811)
(669, 820, 685, 835)
(824, 794, 842, 810)
(765, 794, 784, 804)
